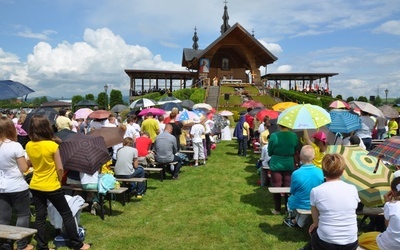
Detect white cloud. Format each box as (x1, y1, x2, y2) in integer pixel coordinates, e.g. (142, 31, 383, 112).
(258, 41, 282, 55)
(276, 65, 292, 73)
(373, 20, 400, 35)
(16, 27, 57, 40)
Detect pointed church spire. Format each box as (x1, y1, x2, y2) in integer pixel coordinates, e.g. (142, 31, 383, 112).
(220, 1, 231, 35)
(192, 26, 199, 50)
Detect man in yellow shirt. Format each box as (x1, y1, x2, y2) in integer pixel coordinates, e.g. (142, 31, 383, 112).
(140, 112, 160, 142)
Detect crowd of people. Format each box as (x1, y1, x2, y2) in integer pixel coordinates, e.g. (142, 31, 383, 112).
(0, 102, 399, 249)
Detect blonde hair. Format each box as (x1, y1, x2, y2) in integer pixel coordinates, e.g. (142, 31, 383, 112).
(300, 145, 315, 164)
(322, 153, 346, 179)
(123, 137, 134, 147)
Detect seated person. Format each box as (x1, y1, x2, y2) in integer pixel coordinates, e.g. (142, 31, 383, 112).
(80, 171, 100, 215)
(114, 137, 146, 198)
(359, 176, 400, 249)
(135, 131, 154, 166)
(343, 134, 366, 150)
(154, 124, 182, 180)
(284, 145, 324, 228)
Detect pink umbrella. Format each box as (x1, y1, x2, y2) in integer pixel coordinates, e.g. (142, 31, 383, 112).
(241, 100, 264, 108)
(74, 108, 93, 119)
(138, 107, 166, 116)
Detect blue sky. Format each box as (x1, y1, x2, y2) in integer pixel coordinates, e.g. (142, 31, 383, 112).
(0, 0, 399, 100)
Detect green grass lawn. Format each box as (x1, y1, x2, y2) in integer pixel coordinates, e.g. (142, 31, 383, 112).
(38, 140, 309, 249)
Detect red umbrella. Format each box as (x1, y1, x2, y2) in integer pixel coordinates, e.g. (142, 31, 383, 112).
(88, 110, 110, 119)
(241, 100, 264, 108)
(256, 109, 280, 121)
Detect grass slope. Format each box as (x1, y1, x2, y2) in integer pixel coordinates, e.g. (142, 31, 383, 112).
(50, 141, 309, 249)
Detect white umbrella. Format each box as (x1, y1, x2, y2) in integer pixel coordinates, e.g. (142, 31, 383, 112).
(129, 98, 157, 109)
(193, 103, 212, 111)
(157, 96, 182, 105)
(349, 101, 385, 118)
(219, 110, 233, 116)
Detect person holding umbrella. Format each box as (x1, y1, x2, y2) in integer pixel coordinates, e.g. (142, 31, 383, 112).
(302, 130, 327, 169)
(355, 111, 375, 150)
(26, 115, 91, 250)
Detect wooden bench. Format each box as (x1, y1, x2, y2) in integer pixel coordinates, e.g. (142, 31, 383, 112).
(115, 177, 148, 195)
(143, 167, 164, 181)
(296, 207, 384, 228)
(62, 186, 128, 220)
(268, 187, 290, 194)
(0, 225, 37, 240)
(154, 161, 178, 180)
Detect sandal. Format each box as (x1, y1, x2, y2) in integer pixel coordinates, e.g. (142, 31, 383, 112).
(80, 243, 92, 250)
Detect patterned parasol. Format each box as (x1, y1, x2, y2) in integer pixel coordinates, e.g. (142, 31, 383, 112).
(368, 137, 400, 165)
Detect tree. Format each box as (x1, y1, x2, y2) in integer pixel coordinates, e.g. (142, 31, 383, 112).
(39, 96, 48, 104)
(357, 96, 368, 102)
(71, 95, 84, 111)
(335, 94, 343, 100)
(394, 98, 400, 105)
(109, 89, 124, 108)
(85, 94, 95, 101)
(97, 92, 108, 110)
(346, 96, 355, 103)
(373, 95, 383, 107)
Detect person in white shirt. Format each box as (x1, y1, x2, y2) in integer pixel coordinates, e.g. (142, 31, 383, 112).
(302, 153, 359, 250)
(190, 117, 205, 166)
(124, 115, 140, 141)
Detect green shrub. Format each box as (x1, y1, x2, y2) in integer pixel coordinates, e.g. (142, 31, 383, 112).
(173, 88, 195, 100)
(190, 88, 206, 103)
(141, 92, 161, 100)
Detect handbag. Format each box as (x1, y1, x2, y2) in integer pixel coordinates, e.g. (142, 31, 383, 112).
(98, 173, 116, 194)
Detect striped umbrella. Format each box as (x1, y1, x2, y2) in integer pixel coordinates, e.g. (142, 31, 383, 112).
(327, 145, 393, 207)
(368, 137, 400, 165)
(326, 110, 361, 133)
(329, 100, 350, 109)
(129, 98, 156, 109)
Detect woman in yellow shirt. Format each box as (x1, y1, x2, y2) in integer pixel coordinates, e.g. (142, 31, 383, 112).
(26, 115, 91, 250)
(388, 118, 398, 137)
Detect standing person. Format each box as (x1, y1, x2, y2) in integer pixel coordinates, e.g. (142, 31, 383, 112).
(388, 118, 398, 137)
(302, 154, 360, 250)
(15, 113, 29, 149)
(168, 112, 181, 151)
(114, 137, 146, 199)
(141, 112, 160, 143)
(55, 109, 72, 131)
(259, 116, 271, 147)
(68, 113, 79, 132)
(284, 145, 324, 228)
(26, 115, 91, 250)
(302, 130, 327, 169)
(220, 116, 231, 141)
(359, 176, 400, 250)
(233, 115, 250, 157)
(355, 111, 375, 150)
(268, 124, 299, 215)
(190, 117, 206, 166)
(374, 116, 387, 139)
(0, 117, 33, 250)
(244, 108, 254, 147)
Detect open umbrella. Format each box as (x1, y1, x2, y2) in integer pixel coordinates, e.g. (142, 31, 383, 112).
(74, 108, 93, 119)
(272, 102, 298, 112)
(22, 107, 58, 134)
(161, 102, 183, 111)
(193, 103, 212, 112)
(138, 107, 166, 116)
(88, 127, 125, 147)
(88, 110, 110, 120)
(349, 101, 385, 118)
(110, 104, 128, 113)
(55, 129, 76, 142)
(59, 133, 110, 175)
(368, 137, 400, 165)
(241, 100, 264, 108)
(0, 80, 35, 100)
(129, 98, 156, 109)
(75, 100, 99, 107)
(219, 110, 233, 116)
(248, 107, 263, 116)
(277, 104, 331, 129)
(326, 110, 361, 134)
(327, 145, 393, 207)
(329, 100, 350, 109)
(176, 110, 200, 121)
(256, 109, 280, 121)
(157, 96, 182, 105)
(181, 100, 195, 109)
(378, 105, 399, 119)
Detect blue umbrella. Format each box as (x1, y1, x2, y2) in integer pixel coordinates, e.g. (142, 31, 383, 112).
(326, 110, 361, 134)
(0, 80, 34, 100)
(161, 102, 183, 111)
